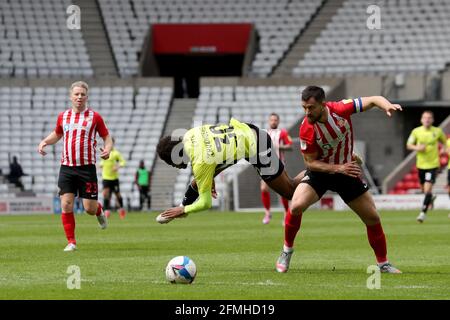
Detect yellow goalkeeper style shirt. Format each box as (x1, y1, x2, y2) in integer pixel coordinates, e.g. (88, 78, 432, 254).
(100, 148, 126, 180)
(183, 118, 257, 214)
(447, 139, 450, 169)
(407, 126, 446, 169)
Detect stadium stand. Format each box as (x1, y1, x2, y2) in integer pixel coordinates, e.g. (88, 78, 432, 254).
(98, 0, 324, 78)
(293, 0, 450, 77)
(0, 85, 172, 208)
(172, 85, 329, 206)
(0, 0, 93, 78)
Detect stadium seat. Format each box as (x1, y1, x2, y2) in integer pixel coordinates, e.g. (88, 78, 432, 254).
(98, 0, 324, 77)
(293, 0, 450, 77)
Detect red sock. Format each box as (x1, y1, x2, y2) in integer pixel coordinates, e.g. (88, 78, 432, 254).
(261, 191, 271, 212)
(61, 212, 76, 244)
(284, 211, 302, 248)
(366, 223, 388, 264)
(281, 197, 290, 214)
(95, 202, 103, 216)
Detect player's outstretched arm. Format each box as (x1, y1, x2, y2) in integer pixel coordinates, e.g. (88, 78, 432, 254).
(360, 96, 402, 116)
(38, 131, 62, 156)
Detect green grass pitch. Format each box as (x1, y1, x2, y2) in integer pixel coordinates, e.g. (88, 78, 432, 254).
(0, 210, 449, 300)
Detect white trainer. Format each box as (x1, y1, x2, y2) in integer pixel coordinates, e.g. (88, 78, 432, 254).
(97, 213, 108, 229)
(63, 243, 77, 252)
(416, 212, 426, 223)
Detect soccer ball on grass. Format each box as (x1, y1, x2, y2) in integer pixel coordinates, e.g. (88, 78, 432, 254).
(165, 256, 197, 284)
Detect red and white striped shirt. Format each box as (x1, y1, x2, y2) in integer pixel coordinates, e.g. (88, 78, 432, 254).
(55, 108, 109, 166)
(299, 98, 363, 164)
(267, 128, 292, 161)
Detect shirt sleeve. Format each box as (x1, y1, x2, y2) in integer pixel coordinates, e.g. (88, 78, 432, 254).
(55, 112, 64, 135)
(438, 128, 447, 144)
(117, 151, 126, 166)
(299, 121, 317, 154)
(280, 129, 293, 146)
(184, 162, 216, 214)
(328, 98, 363, 117)
(407, 129, 417, 145)
(94, 113, 109, 138)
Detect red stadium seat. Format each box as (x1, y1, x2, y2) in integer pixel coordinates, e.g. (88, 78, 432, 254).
(395, 181, 405, 190)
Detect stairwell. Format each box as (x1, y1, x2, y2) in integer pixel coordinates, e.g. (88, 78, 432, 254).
(272, 0, 345, 77)
(73, 0, 117, 77)
(151, 99, 197, 210)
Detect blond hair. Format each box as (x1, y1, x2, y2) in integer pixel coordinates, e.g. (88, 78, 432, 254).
(70, 81, 89, 93)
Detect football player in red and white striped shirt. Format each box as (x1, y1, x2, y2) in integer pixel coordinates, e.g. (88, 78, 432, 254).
(38, 81, 113, 252)
(261, 113, 293, 225)
(276, 85, 403, 274)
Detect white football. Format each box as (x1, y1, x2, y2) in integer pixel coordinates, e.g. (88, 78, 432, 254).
(165, 256, 197, 284)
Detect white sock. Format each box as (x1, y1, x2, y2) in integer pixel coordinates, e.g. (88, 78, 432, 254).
(283, 245, 293, 253)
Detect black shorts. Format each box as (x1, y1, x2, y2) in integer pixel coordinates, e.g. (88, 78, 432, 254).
(300, 170, 369, 203)
(58, 165, 98, 200)
(418, 168, 437, 185)
(245, 123, 284, 182)
(103, 179, 120, 193)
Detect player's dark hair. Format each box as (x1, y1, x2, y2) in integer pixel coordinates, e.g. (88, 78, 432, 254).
(269, 113, 279, 119)
(302, 86, 325, 102)
(157, 136, 183, 166)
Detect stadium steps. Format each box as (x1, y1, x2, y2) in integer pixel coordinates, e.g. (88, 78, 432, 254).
(72, 0, 118, 77)
(150, 99, 198, 210)
(272, 0, 346, 78)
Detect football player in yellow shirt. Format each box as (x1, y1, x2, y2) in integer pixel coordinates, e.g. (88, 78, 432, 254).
(100, 137, 127, 219)
(155, 118, 305, 223)
(447, 138, 450, 219)
(407, 111, 447, 223)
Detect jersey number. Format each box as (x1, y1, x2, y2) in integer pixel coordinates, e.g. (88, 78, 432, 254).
(209, 125, 237, 152)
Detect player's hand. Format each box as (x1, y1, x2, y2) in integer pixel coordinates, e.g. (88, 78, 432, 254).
(336, 161, 362, 178)
(38, 141, 47, 156)
(100, 147, 110, 160)
(385, 103, 402, 117)
(160, 206, 187, 219)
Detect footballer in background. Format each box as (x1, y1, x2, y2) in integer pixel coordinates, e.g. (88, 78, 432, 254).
(406, 111, 447, 223)
(100, 137, 127, 219)
(261, 113, 293, 225)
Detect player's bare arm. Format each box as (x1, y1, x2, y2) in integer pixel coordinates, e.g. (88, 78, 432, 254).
(303, 150, 362, 178)
(38, 131, 63, 156)
(407, 143, 426, 152)
(360, 96, 403, 116)
(100, 134, 113, 160)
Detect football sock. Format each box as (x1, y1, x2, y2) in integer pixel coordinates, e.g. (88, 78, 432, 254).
(182, 183, 199, 206)
(366, 222, 387, 264)
(117, 196, 123, 208)
(284, 211, 302, 248)
(261, 191, 271, 215)
(421, 192, 433, 213)
(95, 203, 103, 216)
(61, 212, 76, 244)
(281, 197, 290, 215)
(103, 198, 110, 210)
